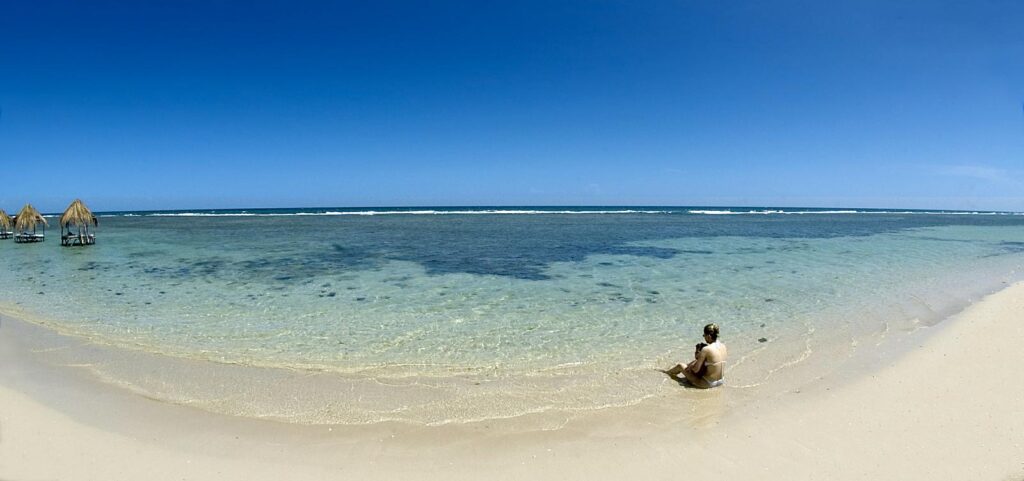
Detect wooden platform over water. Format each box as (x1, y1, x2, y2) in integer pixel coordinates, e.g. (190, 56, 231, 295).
(14, 233, 45, 243)
(61, 234, 96, 246)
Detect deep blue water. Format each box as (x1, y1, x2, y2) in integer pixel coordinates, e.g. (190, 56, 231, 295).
(85, 206, 1024, 282)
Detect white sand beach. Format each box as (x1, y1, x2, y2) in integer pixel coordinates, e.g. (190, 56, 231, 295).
(2, 282, 1023, 481)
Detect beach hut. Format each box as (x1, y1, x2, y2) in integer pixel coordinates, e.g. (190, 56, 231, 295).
(13, 204, 47, 243)
(0, 209, 12, 239)
(59, 199, 98, 246)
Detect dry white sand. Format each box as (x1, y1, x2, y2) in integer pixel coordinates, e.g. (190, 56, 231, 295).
(2, 282, 1023, 480)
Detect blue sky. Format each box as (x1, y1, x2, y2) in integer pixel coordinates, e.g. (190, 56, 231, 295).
(2, 0, 1022, 212)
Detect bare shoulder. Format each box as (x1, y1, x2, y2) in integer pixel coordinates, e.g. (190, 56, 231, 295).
(710, 342, 727, 359)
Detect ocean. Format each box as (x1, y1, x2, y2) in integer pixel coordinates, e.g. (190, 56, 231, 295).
(2, 206, 1023, 425)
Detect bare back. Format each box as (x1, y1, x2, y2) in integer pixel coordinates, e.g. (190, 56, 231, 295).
(700, 341, 727, 382)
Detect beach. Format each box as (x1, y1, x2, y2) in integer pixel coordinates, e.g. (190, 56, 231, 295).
(1, 211, 1022, 426)
(2, 280, 1023, 480)
(1, 210, 1022, 480)
(7, 0, 1023, 476)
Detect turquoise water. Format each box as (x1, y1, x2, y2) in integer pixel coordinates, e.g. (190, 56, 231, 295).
(1, 207, 1023, 424)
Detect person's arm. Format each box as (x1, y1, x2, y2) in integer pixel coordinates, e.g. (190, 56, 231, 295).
(688, 348, 708, 372)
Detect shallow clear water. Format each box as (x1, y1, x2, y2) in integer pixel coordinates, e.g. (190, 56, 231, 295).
(2, 207, 1023, 424)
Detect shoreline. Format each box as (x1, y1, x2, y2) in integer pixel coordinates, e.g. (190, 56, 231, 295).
(0, 259, 1016, 429)
(2, 282, 1024, 479)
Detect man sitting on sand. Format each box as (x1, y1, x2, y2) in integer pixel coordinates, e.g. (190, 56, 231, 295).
(664, 323, 727, 388)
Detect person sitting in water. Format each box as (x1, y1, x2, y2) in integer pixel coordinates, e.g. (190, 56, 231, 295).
(692, 342, 709, 377)
(664, 323, 727, 388)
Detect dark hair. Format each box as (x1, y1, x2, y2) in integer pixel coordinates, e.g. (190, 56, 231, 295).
(695, 342, 708, 352)
(704, 323, 720, 342)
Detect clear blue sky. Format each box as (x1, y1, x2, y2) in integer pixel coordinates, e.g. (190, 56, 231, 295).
(2, 0, 1022, 212)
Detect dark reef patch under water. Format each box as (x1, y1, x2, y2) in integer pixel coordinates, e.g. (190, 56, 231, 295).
(42, 212, 1024, 283)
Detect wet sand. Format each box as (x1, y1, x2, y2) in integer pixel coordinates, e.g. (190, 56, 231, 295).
(2, 282, 1023, 480)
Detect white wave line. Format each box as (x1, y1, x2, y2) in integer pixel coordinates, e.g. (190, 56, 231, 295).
(92, 209, 1024, 217)
(687, 210, 1021, 215)
(140, 210, 675, 217)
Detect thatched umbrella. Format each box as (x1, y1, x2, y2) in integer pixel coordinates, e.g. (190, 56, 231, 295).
(60, 199, 98, 233)
(14, 204, 47, 234)
(0, 209, 12, 232)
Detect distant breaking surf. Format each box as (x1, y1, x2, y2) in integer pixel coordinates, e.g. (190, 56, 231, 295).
(139, 209, 674, 217)
(91, 208, 1023, 217)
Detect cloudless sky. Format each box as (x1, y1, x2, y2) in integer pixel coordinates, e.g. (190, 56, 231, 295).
(2, 0, 1022, 212)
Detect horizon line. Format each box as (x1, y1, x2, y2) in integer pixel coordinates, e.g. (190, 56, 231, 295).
(22, 204, 1024, 216)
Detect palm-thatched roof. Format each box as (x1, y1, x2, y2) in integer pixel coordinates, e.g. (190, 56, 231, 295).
(14, 204, 48, 232)
(0, 209, 12, 231)
(60, 199, 98, 228)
